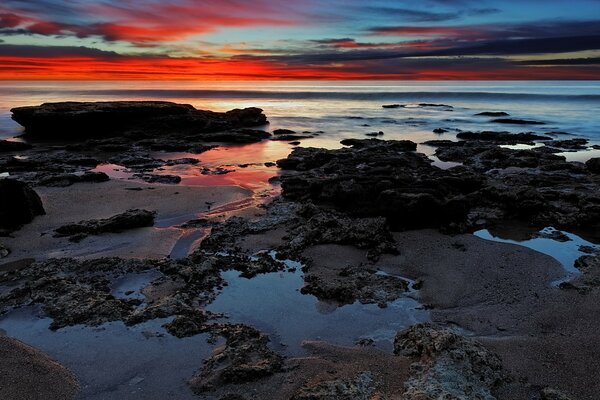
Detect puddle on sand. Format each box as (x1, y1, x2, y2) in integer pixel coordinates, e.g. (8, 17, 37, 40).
(0, 307, 215, 400)
(474, 227, 600, 284)
(208, 264, 429, 356)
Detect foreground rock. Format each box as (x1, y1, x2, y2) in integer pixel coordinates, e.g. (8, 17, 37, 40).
(394, 324, 504, 399)
(0, 179, 45, 234)
(54, 209, 156, 241)
(189, 324, 284, 393)
(11, 101, 268, 140)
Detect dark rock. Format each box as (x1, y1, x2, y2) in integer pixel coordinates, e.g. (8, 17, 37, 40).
(417, 103, 453, 108)
(0, 179, 45, 233)
(273, 129, 296, 135)
(394, 324, 504, 399)
(491, 118, 545, 125)
(546, 139, 588, 150)
(277, 139, 600, 233)
(586, 158, 600, 174)
(433, 128, 448, 134)
(475, 112, 509, 117)
(133, 174, 181, 184)
(382, 104, 400, 109)
(11, 101, 268, 141)
(286, 204, 398, 261)
(0, 140, 32, 152)
(289, 141, 301, 146)
(456, 131, 551, 143)
(39, 172, 109, 187)
(301, 265, 408, 306)
(164, 158, 200, 166)
(271, 134, 313, 141)
(54, 209, 156, 239)
(365, 131, 384, 137)
(189, 324, 284, 393)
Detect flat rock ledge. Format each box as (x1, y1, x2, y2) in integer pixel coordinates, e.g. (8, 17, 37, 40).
(11, 101, 268, 139)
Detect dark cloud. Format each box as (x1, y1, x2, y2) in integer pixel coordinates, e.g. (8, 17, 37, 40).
(0, 44, 121, 58)
(362, 7, 460, 22)
(519, 57, 600, 65)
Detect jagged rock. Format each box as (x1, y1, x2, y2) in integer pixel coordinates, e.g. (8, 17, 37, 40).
(189, 324, 284, 393)
(394, 324, 504, 400)
(0, 179, 45, 233)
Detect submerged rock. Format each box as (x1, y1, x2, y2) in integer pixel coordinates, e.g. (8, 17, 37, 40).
(0, 179, 45, 233)
(455, 131, 551, 143)
(11, 101, 268, 140)
(54, 209, 156, 240)
(491, 118, 545, 125)
(394, 324, 504, 400)
(475, 112, 510, 117)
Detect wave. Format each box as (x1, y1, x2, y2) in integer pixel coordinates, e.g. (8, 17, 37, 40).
(14, 89, 600, 102)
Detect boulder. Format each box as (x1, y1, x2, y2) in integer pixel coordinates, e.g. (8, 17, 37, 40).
(0, 179, 45, 232)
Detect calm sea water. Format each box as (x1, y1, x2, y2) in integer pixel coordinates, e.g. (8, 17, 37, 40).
(1, 80, 599, 162)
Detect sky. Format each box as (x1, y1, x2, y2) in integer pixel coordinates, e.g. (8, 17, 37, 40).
(0, 0, 599, 80)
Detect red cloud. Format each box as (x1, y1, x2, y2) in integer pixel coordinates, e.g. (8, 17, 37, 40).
(0, 55, 598, 80)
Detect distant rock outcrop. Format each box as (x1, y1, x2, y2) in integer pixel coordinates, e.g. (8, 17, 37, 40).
(11, 101, 268, 140)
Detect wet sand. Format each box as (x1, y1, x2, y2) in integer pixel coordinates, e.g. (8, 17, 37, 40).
(0, 334, 78, 400)
(1, 180, 250, 263)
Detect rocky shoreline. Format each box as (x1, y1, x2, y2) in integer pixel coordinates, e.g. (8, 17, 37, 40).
(1, 101, 599, 399)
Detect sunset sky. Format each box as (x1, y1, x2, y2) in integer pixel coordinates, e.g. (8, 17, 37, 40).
(1, 0, 599, 80)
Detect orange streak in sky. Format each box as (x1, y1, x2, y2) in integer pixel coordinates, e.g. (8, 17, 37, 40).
(1, 56, 598, 80)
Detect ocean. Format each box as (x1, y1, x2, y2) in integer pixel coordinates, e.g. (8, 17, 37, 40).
(1, 80, 599, 167)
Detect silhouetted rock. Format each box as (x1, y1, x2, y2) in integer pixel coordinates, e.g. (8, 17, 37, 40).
(11, 101, 268, 140)
(475, 111, 509, 117)
(0, 179, 45, 233)
(491, 118, 545, 125)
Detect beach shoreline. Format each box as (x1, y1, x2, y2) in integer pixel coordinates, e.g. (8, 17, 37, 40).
(1, 100, 599, 399)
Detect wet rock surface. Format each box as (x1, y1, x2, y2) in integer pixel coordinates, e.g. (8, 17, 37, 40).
(0, 179, 45, 234)
(54, 209, 156, 240)
(277, 138, 600, 235)
(394, 323, 504, 400)
(189, 324, 284, 393)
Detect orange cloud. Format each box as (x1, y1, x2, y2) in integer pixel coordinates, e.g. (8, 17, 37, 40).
(0, 55, 598, 80)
